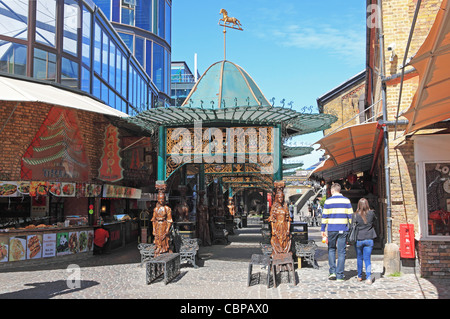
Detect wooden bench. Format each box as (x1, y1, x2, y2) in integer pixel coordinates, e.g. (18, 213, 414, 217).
(137, 243, 155, 267)
(146, 253, 181, 285)
(173, 229, 199, 268)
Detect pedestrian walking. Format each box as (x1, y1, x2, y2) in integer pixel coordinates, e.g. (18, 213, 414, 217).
(354, 198, 377, 284)
(321, 183, 353, 281)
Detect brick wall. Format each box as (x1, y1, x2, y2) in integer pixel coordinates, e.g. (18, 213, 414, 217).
(0, 101, 108, 181)
(381, 0, 450, 278)
(419, 241, 450, 278)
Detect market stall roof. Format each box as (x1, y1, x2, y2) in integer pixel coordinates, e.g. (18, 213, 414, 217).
(125, 60, 337, 137)
(309, 122, 382, 181)
(0, 74, 128, 118)
(401, 0, 450, 134)
(282, 145, 314, 158)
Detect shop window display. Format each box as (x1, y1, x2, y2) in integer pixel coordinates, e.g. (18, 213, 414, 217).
(426, 162, 450, 236)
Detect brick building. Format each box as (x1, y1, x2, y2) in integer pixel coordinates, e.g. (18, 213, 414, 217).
(313, 0, 450, 278)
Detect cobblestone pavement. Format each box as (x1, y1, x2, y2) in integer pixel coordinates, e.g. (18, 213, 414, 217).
(0, 222, 449, 301)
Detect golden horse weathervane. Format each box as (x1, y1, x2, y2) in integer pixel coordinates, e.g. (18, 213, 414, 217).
(219, 9, 243, 60)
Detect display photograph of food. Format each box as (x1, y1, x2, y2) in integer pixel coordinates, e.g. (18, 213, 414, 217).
(0, 182, 18, 197)
(68, 232, 78, 254)
(78, 231, 88, 252)
(0, 238, 8, 262)
(61, 183, 75, 196)
(27, 234, 42, 259)
(49, 182, 62, 196)
(9, 237, 26, 261)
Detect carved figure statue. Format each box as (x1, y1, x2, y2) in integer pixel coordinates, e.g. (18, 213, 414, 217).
(227, 197, 236, 216)
(197, 191, 211, 246)
(268, 181, 292, 256)
(219, 9, 242, 28)
(216, 195, 225, 217)
(174, 185, 190, 222)
(151, 184, 173, 256)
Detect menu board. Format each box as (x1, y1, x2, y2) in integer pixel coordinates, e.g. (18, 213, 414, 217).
(27, 234, 42, 259)
(43, 233, 56, 258)
(0, 236, 8, 262)
(9, 236, 26, 261)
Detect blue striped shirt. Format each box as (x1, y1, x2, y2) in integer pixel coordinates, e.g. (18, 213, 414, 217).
(321, 194, 353, 232)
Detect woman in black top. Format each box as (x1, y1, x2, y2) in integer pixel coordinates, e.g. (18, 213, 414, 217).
(354, 198, 377, 284)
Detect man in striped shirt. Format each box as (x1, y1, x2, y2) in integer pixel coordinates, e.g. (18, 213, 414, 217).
(321, 183, 353, 281)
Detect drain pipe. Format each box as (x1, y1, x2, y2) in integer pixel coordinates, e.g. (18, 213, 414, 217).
(379, 27, 393, 244)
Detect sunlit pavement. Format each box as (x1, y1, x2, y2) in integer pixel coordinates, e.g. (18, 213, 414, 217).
(0, 220, 449, 300)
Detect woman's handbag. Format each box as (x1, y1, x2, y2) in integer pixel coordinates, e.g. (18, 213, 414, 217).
(347, 214, 358, 245)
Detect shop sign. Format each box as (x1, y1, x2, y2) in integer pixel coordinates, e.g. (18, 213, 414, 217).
(98, 124, 124, 182)
(102, 184, 142, 199)
(21, 107, 89, 182)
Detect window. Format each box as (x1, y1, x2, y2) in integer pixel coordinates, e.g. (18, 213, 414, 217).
(145, 40, 152, 76)
(82, 5, 92, 66)
(109, 40, 116, 87)
(121, 0, 135, 26)
(63, 0, 80, 56)
(118, 32, 133, 53)
(81, 66, 90, 92)
(0, 0, 28, 41)
(0, 42, 27, 76)
(135, 36, 144, 67)
(165, 1, 171, 45)
(116, 49, 122, 92)
(96, 0, 111, 20)
(136, 0, 152, 31)
(36, 0, 57, 47)
(102, 31, 109, 80)
(94, 22, 102, 74)
(61, 57, 79, 88)
(112, 0, 120, 22)
(425, 162, 450, 237)
(153, 42, 164, 92)
(157, 0, 164, 39)
(33, 48, 56, 82)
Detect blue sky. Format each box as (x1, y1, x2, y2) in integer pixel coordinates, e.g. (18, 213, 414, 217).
(171, 0, 367, 168)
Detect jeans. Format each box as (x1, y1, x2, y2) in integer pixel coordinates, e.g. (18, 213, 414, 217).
(327, 231, 348, 279)
(355, 239, 374, 280)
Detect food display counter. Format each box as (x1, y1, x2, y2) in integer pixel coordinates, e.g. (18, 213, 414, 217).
(96, 218, 139, 251)
(0, 225, 94, 265)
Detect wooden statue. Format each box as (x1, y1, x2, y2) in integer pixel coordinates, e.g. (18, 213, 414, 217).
(268, 181, 292, 256)
(197, 191, 211, 246)
(227, 197, 236, 216)
(174, 185, 190, 222)
(216, 195, 225, 217)
(151, 183, 173, 256)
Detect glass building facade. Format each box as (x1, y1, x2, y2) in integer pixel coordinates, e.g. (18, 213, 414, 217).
(93, 0, 172, 105)
(0, 0, 171, 115)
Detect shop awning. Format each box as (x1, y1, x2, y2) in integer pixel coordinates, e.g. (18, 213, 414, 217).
(0, 75, 128, 118)
(310, 122, 383, 180)
(402, 0, 450, 134)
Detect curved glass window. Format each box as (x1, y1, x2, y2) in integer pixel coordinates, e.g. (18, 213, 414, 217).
(94, 21, 101, 74)
(135, 36, 144, 67)
(63, 0, 80, 56)
(61, 57, 79, 88)
(165, 1, 171, 45)
(0, 42, 27, 76)
(0, 0, 28, 41)
(102, 30, 108, 80)
(36, 0, 57, 47)
(33, 48, 56, 82)
(96, 0, 111, 19)
(157, 0, 164, 39)
(82, 5, 92, 66)
(136, 0, 151, 31)
(153, 42, 164, 93)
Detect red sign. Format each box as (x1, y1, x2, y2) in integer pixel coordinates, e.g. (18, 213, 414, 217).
(98, 124, 123, 182)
